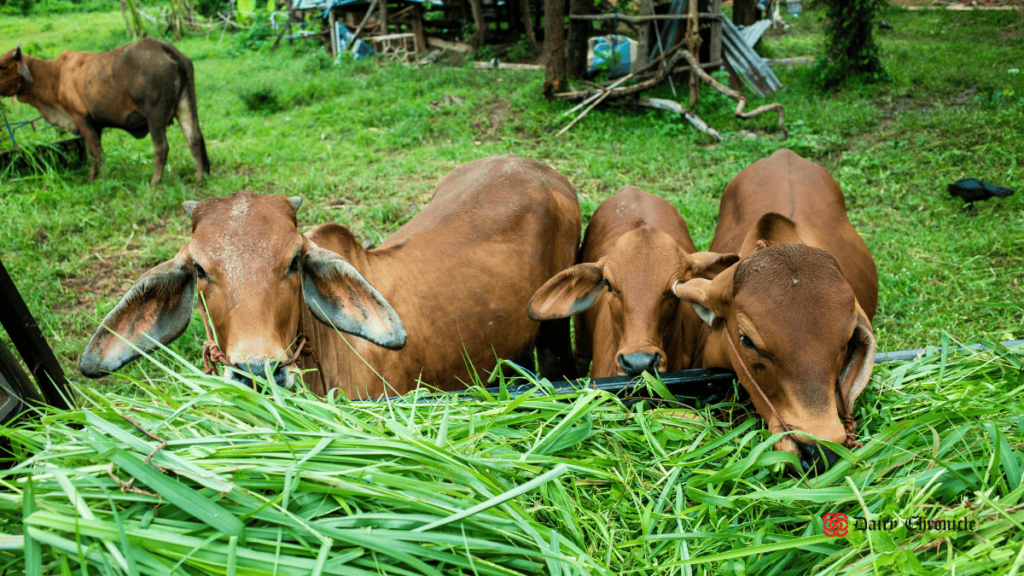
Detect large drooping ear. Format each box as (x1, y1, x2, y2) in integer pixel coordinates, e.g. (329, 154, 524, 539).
(302, 246, 406, 350)
(672, 267, 735, 327)
(527, 264, 606, 321)
(686, 251, 739, 280)
(14, 43, 33, 86)
(838, 300, 877, 415)
(80, 255, 195, 377)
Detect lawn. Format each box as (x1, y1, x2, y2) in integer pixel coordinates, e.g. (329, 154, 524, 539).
(1, 4, 1023, 574)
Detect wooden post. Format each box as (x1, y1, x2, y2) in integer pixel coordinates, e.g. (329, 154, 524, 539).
(328, 8, 338, 55)
(567, 0, 589, 77)
(634, 0, 654, 73)
(380, 0, 389, 35)
(685, 0, 701, 107)
(544, 0, 565, 86)
(709, 0, 722, 67)
(411, 5, 427, 53)
(468, 0, 486, 48)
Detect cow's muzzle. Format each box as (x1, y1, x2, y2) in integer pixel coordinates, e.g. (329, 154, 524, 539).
(792, 438, 840, 475)
(618, 351, 662, 376)
(227, 359, 296, 390)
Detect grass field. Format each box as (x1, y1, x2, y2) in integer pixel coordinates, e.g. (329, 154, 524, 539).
(1, 5, 1023, 574)
(1, 6, 1022, 385)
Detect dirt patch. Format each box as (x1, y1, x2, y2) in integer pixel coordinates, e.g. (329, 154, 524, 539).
(874, 96, 936, 117)
(60, 253, 146, 314)
(472, 101, 511, 143)
(1000, 25, 1023, 40)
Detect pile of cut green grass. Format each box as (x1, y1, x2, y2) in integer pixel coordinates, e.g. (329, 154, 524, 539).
(2, 339, 1022, 574)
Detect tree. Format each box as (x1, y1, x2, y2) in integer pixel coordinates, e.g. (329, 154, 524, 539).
(544, 0, 565, 88)
(810, 0, 887, 89)
(732, 0, 758, 27)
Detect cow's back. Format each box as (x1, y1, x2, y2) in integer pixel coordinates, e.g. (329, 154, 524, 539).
(310, 154, 581, 394)
(73, 38, 186, 131)
(581, 186, 697, 262)
(710, 149, 877, 316)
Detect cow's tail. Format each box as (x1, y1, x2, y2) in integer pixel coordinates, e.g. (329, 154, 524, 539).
(162, 41, 211, 178)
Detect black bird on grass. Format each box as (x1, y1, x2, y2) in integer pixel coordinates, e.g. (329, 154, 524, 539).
(948, 178, 1015, 215)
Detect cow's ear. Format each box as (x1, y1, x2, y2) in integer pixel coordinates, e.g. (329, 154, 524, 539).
(302, 247, 406, 350)
(686, 251, 739, 280)
(13, 43, 32, 86)
(527, 264, 605, 321)
(839, 301, 876, 415)
(80, 256, 195, 377)
(672, 268, 733, 327)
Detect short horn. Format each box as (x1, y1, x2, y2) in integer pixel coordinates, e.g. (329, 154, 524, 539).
(288, 196, 302, 212)
(182, 200, 198, 217)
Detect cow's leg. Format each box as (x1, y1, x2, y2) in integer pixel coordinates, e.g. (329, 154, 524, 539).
(149, 121, 170, 186)
(73, 117, 104, 182)
(535, 318, 578, 381)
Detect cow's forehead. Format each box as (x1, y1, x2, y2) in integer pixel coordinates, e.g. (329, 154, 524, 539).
(732, 247, 855, 341)
(188, 193, 301, 281)
(606, 227, 682, 277)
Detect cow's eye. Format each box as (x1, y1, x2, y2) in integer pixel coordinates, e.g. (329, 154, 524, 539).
(739, 334, 757, 351)
(194, 264, 207, 280)
(289, 256, 301, 274)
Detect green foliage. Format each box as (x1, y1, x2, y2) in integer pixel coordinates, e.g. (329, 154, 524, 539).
(237, 83, 284, 113)
(473, 44, 496, 62)
(507, 34, 537, 62)
(192, 0, 229, 18)
(2, 340, 1024, 574)
(808, 0, 888, 90)
(231, 12, 275, 53)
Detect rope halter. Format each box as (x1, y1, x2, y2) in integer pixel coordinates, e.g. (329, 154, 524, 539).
(197, 302, 320, 384)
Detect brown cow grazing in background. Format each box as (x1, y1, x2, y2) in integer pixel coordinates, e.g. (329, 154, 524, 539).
(528, 186, 737, 378)
(81, 155, 581, 398)
(0, 38, 210, 185)
(672, 149, 878, 475)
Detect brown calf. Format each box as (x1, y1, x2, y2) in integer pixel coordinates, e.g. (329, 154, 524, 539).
(528, 186, 736, 378)
(673, 149, 878, 474)
(0, 39, 209, 185)
(81, 155, 581, 398)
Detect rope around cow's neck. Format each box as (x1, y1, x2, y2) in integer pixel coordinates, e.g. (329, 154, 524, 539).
(719, 318, 861, 450)
(196, 300, 322, 386)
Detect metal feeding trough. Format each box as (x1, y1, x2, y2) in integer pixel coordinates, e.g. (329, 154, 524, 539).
(379, 339, 1024, 405)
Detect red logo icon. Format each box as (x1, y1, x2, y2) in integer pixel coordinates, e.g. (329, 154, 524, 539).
(823, 513, 849, 537)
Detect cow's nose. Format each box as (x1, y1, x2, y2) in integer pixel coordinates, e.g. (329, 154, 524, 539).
(795, 440, 840, 475)
(618, 352, 662, 376)
(227, 360, 293, 390)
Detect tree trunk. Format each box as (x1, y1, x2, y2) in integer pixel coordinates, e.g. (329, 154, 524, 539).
(732, 0, 758, 26)
(566, 0, 589, 78)
(544, 0, 565, 86)
(468, 0, 486, 49)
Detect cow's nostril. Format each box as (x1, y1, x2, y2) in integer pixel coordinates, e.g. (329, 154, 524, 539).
(227, 360, 292, 390)
(796, 440, 840, 475)
(617, 352, 662, 376)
